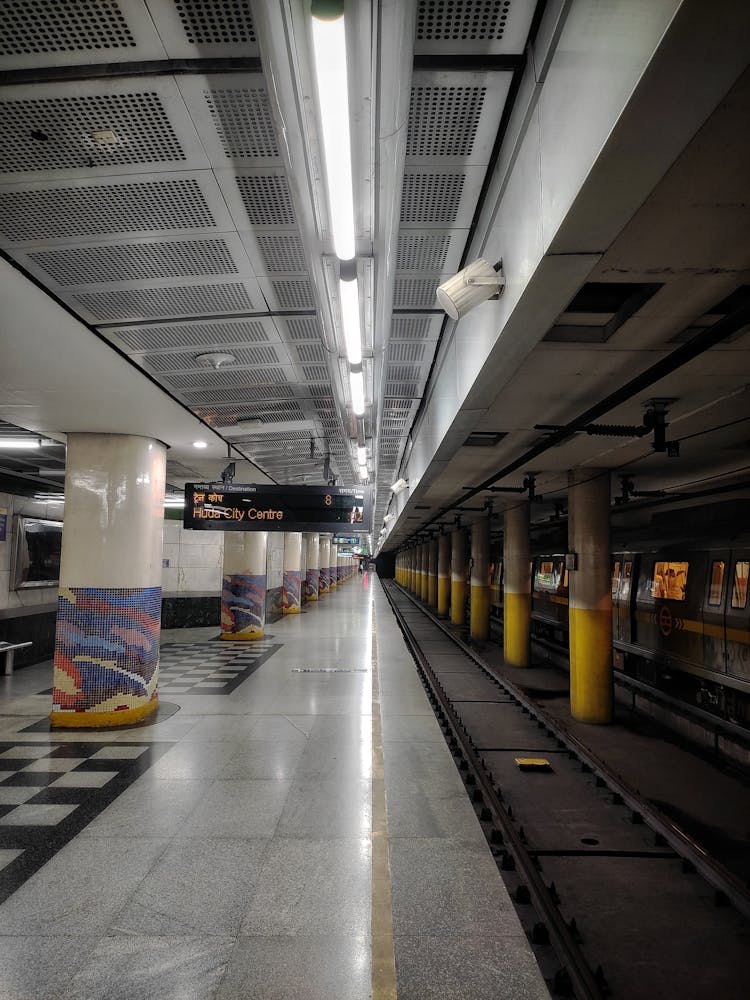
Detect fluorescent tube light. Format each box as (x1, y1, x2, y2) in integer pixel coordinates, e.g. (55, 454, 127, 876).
(349, 369, 365, 416)
(357, 445, 366, 465)
(0, 438, 40, 449)
(311, 13, 355, 261)
(339, 277, 362, 365)
(358, 463, 368, 481)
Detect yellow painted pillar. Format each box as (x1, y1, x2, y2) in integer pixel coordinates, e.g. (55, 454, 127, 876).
(409, 547, 416, 592)
(504, 502, 531, 666)
(420, 542, 429, 602)
(428, 536, 438, 609)
(450, 526, 467, 626)
(470, 515, 491, 641)
(437, 532, 450, 617)
(568, 468, 613, 723)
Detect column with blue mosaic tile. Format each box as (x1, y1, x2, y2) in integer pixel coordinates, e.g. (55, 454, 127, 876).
(282, 531, 302, 614)
(304, 531, 319, 602)
(220, 530, 268, 641)
(319, 534, 331, 596)
(329, 542, 338, 590)
(51, 434, 166, 728)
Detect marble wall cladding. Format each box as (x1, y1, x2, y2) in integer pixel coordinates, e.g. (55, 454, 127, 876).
(161, 520, 224, 596)
(0, 491, 63, 611)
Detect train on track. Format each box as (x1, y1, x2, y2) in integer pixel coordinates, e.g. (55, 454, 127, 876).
(485, 499, 750, 725)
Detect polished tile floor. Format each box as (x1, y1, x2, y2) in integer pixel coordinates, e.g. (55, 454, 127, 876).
(0, 576, 549, 999)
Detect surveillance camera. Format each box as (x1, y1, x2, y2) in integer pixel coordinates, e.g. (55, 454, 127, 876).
(436, 259, 505, 320)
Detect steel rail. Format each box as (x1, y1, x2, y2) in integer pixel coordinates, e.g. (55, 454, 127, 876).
(391, 582, 750, 922)
(383, 583, 606, 1000)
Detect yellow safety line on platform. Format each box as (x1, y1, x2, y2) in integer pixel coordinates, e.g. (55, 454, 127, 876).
(371, 605, 398, 1000)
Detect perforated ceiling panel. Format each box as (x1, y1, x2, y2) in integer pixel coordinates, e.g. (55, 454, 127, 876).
(164, 366, 286, 391)
(73, 281, 257, 322)
(400, 171, 466, 224)
(203, 87, 278, 159)
(389, 342, 427, 364)
(390, 316, 435, 340)
(184, 384, 296, 405)
(0, 92, 184, 173)
(0, 177, 217, 243)
(396, 233, 453, 271)
(111, 318, 272, 353)
(293, 343, 326, 365)
(172, 0, 256, 46)
(26, 239, 240, 285)
(270, 278, 316, 310)
(393, 278, 440, 309)
(142, 343, 280, 373)
(282, 317, 324, 342)
(256, 234, 307, 273)
(407, 86, 486, 159)
(236, 173, 297, 227)
(414, 0, 536, 55)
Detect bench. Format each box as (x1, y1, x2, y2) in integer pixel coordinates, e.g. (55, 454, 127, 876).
(0, 641, 32, 676)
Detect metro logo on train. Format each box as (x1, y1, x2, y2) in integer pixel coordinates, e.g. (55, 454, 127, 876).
(183, 483, 372, 533)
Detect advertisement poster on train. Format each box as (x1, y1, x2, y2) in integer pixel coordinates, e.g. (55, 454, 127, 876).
(0, 508, 7, 542)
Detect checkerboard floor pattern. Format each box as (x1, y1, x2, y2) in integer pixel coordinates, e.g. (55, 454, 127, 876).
(157, 640, 282, 695)
(0, 741, 171, 905)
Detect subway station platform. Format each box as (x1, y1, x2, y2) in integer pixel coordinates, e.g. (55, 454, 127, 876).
(0, 575, 549, 1000)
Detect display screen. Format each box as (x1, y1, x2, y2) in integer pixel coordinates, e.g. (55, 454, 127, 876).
(11, 516, 63, 589)
(183, 484, 372, 533)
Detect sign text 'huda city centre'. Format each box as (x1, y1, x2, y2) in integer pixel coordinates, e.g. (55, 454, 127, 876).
(183, 483, 372, 534)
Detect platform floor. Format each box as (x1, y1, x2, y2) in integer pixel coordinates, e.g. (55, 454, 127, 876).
(0, 575, 549, 1000)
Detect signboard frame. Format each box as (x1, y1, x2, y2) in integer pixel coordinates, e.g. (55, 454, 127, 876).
(183, 483, 372, 534)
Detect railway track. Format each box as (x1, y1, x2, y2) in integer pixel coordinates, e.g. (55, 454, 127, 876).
(384, 581, 750, 999)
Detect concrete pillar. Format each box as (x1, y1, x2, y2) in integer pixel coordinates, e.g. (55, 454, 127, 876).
(470, 516, 491, 641)
(221, 530, 268, 641)
(504, 502, 531, 666)
(319, 534, 331, 595)
(337, 549, 344, 586)
(450, 527, 467, 626)
(420, 543, 429, 601)
(329, 542, 338, 589)
(428, 537, 438, 609)
(568, 469, 613, 723)
(437, 532, 450, 617)
(305, 532, 320, 602)
(51, 433, 166, 728)
(282, 531, 302, 614)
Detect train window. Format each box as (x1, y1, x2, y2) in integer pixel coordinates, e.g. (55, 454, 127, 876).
(707, 561, 725, 606)
(731, 560, 749, 609)
(651, 560, 689, 601)
(535, 560, 556, 591)
(620, 561, 633, 600)
(611, 562, 621, 598)
(562, 568, 569, 590)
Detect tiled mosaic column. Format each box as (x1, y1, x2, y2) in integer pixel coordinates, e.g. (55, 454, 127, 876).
(282, 531, 302, 614)
(319, 534, 331, 596)
(304, 532, 320, 602)
(329, 542, 338, 589)
(221, 530, 268, 641)
(51, 433, 166, 728)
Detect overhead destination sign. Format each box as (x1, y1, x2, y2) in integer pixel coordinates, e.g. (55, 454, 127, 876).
(183, 484, 372, 533)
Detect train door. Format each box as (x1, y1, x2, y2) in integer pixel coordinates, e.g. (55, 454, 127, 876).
(725, 553, 750, 683)
(611, 557, 622, 641)
(611, 553, 636, 645)
(702, 551, 730, 674)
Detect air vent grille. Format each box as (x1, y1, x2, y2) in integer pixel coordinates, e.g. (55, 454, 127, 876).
(393, 278, 438, 309)
(295, 343, 326, 364)
(73, 282, 255, 321)
(284, 317, 323, 341)
(256, 234, 307, 273)
(387, 365, 421, 383)
(385, 381, 419, 398)
(184, 384, 295, 405)
(113, 319, 269, 352)
(301, 365, 329, 382)
(204, 88, 278, 159)
(0, 0, 136, 56)
(28, 239, 238, 285)
(236, 174, 296, 226)
(416, 0, 512, 41)
(388, 341, 426, 363)
(271, 278, 316, 310)
(0, 178, 214, 242)
(401, 172, 465, 224)
(390, 316, 432, 339)
(396, 233, 451, 271)
(195, 401, 304, 422)
(407, 86, 486, 158)
(175, 0, 256, 45)
(164, 367, 284, 390)
(0, 92, 184, 172)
